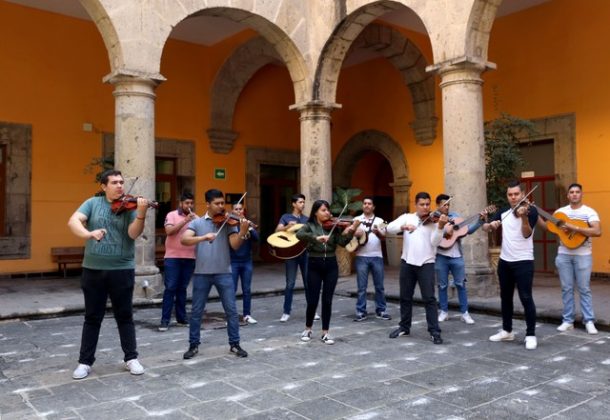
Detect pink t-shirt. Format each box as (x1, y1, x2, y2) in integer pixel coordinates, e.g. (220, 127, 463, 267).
(164, 210, 196, 259)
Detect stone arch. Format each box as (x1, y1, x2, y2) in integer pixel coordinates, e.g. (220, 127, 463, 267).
(78, 2, 311, 102)
(348, 23, 438, 145)
(207, 36, 283, 154)
(315, 1, 431, 103)
(465, 0, 502, 61)
(333, 130, 411, 218)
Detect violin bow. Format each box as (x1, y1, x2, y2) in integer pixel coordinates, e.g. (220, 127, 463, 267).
(499, 184, 538, 223)
(327, 202, 349, 238)
(211, 191, 247, 242)
(409, 195, 454, 234)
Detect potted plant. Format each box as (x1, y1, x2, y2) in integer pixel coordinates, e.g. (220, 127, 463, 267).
(330, 187, 363, 276)
(484, 113, 536, 268)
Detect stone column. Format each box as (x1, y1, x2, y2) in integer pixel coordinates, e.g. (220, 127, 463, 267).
(290, 101, 341, 214)
(431, 58, 497, 297)
(106, 73, 164, 298)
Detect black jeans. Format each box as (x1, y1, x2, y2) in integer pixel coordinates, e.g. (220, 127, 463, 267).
(497, 259, 537, 336)
(398, 261, 440, 335)
(78, 268, 138, 365)
(305, 257, 338, 330)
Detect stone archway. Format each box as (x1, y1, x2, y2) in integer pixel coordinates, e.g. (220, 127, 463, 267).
(208, 36, 283, 154)
(347, 23, 438, 145)
(333, 130, 411, 218)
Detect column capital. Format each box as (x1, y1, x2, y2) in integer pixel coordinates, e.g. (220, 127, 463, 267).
(427, 56, 496, 87)
(289, 100, 342, 120)
(104, 71, 165, 99)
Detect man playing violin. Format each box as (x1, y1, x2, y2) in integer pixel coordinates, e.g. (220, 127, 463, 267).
(549, 183, 601, 334)
(483, 180, 539, 350)
(158, 191, 198, 332)
(353, 196, 391, 322)
(387, 192, 449, 344)
(180, 189, 250, 359)
(435, 194, 486, 325)
(67, 169, 149, 379)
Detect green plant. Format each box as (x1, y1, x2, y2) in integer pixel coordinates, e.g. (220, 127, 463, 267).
(485, 113, 536, 209)
(330, 187, 363, 216)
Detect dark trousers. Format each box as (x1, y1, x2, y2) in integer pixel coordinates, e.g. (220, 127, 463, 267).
(497, 259, 537, 336)
(78, 268, 137, 366)
(398, 261, 440, 335)
(305, 257, 338, 330)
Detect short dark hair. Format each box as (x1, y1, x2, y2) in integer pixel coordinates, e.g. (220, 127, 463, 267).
(567, 183, 582, 191)
(205, 189, 224, 203)
(506, 180, 522, 190)
(414, 192, 431, 203)
(99, 169, 122, 185)
(362, 196, 374, 204)
(435, 193, 450, 205)
(291, 193, 305, 203)
(308, 199, 330, 224)
(180, 191, 194, 201)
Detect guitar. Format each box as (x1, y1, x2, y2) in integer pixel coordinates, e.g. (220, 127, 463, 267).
(438, 205, 496, 249)
(266, 223, 307, 259)
(346, 220, 387, 253)
(533, 205, 588, 249)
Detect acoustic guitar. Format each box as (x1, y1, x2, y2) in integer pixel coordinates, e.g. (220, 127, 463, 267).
(346, 221, 387, 253)
(534, 205, 588, 249)
(266, 223, 306, 259)
(438, 205, 496, 249)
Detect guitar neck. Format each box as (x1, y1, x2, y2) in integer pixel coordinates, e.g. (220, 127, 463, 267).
(533, 205, 560, 224)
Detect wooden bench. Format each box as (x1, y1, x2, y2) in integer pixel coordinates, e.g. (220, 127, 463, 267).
(51, 246, 85, 278)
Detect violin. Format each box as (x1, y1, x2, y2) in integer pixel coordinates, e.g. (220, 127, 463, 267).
(513, 199, 532, 217)
(420, 210, 453, 225)
(111, 194, 159, 215)
(212, 212, 258, 229)
(321, 217, 358, 231)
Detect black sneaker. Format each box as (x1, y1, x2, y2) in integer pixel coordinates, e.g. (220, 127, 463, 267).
(376, 312, 392, 321)
(389, 327, 410, 339)
(431, 334, 443, 345)
(353, 312, 368, 322)
(230, 344, 248, 358)
(158, 322, 169, 332)
(183, 345, 198, 359)
(176, 321, 189, 327)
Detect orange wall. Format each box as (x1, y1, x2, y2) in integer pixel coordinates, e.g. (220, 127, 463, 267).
(484, 0, 610, 272)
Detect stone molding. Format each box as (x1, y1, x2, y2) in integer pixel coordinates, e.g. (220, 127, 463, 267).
(206, 128, 239, 154)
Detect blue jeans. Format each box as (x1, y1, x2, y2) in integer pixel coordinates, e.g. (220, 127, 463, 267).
(435, 254, 468, 313)
(283, 252, 308, 314)
(231, 260, 253, 316)
(189, 273, 240, 346)
(355, 256, 386, 314)
(161, 258, 195, 324)
(555, 253, 595, 323)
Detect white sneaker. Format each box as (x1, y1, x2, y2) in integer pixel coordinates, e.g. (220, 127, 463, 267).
(461, 312, 475, 324)
(320, 334, 335, 345)
(72, 364, 91, 380)
(489, 330, 515, 342)
(438, 311, 449, 322)
(525, 336, 538, 350)
(280, 314, 290, 322)
(314, 313, 321, 321)
(557, 322, 574, 332)
(300, 329, 312, 342)
(244, 315, 258, 324)
(585, 321, 598, 335)
(125, 359, 145, 375)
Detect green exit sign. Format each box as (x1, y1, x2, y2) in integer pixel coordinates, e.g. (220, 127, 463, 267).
(214, 168, 226, 179)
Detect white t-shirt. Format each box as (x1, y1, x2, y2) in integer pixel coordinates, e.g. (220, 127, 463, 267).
(355, 214, 385, 258)
(387, 213, 443, 266)
(496, 207, 538, 262)
(556, 204, 600, 256)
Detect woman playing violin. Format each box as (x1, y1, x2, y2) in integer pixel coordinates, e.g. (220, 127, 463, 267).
(296, 199, 357, 344)
(67, 169, 150, 380)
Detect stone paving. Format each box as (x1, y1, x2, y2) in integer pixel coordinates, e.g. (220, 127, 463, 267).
(1, 293, 610, 419)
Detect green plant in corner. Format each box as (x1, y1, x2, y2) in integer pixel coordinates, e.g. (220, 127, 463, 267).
(330, 187, 363, 216)
(84, 155, 114, 183)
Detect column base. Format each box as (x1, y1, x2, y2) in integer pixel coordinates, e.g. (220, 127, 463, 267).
(134, 267, 163, 299)
(466, 264, 498, 298)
